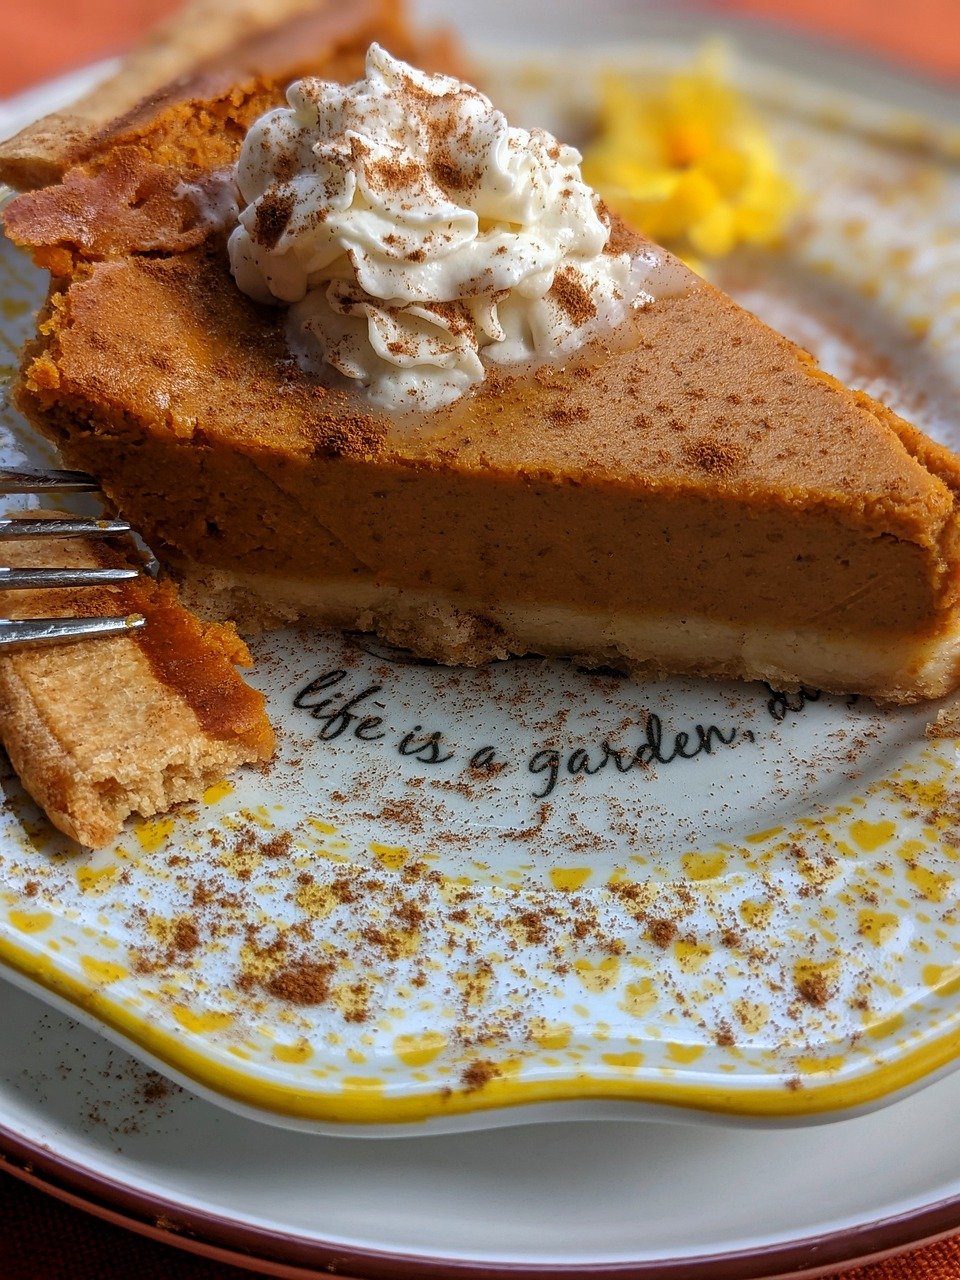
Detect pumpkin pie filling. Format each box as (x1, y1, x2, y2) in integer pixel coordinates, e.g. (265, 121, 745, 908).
(6, 39, 960, 704)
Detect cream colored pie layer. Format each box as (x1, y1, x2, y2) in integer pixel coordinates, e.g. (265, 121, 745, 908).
(176, 566, 960, 704)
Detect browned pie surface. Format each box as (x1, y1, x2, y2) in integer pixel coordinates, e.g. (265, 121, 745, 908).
(13, 240, 960, 638)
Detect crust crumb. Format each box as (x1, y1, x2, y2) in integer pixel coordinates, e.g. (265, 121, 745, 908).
(926, 698, 960, 738)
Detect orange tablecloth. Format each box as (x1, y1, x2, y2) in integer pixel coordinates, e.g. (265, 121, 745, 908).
(1, 0, 959, 94)
(1, 2, 959, 1278)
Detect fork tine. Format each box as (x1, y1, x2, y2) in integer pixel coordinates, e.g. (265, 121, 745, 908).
(0, 566, 140, 589)
(0, 516, 133, 540)
(0, 469, 150, 647)
(0, 467, 99, 494)
(0, 615, 146, 647)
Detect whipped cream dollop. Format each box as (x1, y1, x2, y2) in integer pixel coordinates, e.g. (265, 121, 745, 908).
(229, 45, 663, 412)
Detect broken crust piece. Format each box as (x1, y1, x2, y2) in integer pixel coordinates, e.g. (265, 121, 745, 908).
(0, 0, 415, 191)
(0, 525, 274, 847)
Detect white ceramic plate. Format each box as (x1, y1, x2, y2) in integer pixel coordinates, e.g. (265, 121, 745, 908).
(2, 2, 960, 1273)
(5, 974, 960, 1279)
(2, 19, 960, 1139)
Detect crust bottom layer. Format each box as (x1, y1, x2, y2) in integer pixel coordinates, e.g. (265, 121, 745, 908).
(173, 565, 960, 706)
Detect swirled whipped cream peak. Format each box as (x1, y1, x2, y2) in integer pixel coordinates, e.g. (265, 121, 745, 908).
(228, 44, 669, 412)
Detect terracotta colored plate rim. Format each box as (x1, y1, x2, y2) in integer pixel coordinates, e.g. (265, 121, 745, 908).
(3, 1116, 960, 1280)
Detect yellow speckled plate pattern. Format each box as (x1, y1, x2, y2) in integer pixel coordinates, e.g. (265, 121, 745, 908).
(2, 54, 960, 1136)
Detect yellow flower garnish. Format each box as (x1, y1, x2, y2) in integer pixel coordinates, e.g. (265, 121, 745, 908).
(582, 45, 797, 264)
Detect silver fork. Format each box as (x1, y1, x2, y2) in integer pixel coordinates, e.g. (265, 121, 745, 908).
(0, 467, 147, 647)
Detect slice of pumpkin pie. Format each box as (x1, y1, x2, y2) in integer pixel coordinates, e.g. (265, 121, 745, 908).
(6, 43, 960, 704)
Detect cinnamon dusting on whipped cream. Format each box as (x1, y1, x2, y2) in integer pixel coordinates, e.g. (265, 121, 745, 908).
(228, 45, 676, 412)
